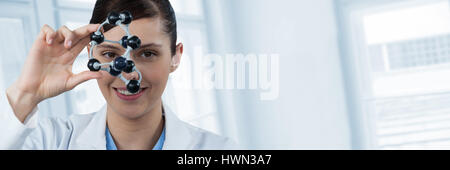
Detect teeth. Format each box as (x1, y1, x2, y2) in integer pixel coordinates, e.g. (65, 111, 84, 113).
(117, 88, 141, 95)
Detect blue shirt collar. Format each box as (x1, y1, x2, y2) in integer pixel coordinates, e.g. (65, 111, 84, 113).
(105, 126, 165, 150)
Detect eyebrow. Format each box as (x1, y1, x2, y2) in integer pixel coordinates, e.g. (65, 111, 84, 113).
(96, 44, 122, 51)
(96, 43, 163, 50)
(139, 43, 163, 49)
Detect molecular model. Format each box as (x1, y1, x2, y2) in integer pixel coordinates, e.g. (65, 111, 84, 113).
(88, 11, 142, 94)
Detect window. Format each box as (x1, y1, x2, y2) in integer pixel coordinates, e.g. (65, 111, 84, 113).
(340, 0, 450, 149)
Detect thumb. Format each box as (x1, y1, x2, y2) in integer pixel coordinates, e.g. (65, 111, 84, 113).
(66, 71, 102, 90)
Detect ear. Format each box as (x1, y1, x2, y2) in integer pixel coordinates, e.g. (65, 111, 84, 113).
(170, 43, 183, 73)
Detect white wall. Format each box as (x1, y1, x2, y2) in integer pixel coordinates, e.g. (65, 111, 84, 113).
(206, 0, 352, 149)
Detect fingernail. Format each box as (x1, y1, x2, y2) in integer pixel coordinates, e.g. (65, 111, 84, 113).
(66, 40, 72, 47)
(47, 39, 53, 45)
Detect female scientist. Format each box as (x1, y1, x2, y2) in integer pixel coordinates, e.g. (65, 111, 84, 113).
(0, 0, 236, 150)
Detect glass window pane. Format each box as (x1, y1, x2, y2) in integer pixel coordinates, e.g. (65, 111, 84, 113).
(362, 0, 450, 97)
(0, 18, 27, 89)
(356, 0, 450, 149)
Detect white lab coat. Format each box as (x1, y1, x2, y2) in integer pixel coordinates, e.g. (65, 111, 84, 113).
(0, 91, 238, 150)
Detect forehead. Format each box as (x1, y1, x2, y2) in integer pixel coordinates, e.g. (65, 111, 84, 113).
(103, 17, 168, 46)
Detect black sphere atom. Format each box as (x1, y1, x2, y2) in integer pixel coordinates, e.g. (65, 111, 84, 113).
(123, 60, 135, 73)
(120, 36, 128, 48)
(109, 66, 121, 76)
(87, 58, 101, 71)
(107, 11, 120, 25)
(127, 80, 140, 93)
(120, 11, 132, 25)
(90, 33, 104, 44)
(113, 57, 127, 71)
(126, 36, 141, 49)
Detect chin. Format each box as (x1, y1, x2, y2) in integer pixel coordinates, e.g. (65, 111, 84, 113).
(112, 104, 148, 120)
(110, 97, 161, 120)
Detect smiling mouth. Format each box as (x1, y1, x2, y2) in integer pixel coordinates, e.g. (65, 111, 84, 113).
(116, 88, 142, 95)
(113, 87, 148, 101)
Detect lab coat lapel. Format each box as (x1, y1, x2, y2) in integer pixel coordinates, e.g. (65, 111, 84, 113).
(69, 105, 107, 150)
(162, 104, 198, 150)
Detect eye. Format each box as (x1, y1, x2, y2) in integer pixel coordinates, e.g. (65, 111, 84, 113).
(102, 51, 118, 58)
(140, 50, 157, 58)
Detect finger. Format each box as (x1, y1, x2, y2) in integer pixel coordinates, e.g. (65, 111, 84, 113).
(62, 24, 100, 51)
(56, 25, 76, 48)
(61, 36, 90, 63)
(67, 36, 91, 59)
(46, 31, 57, 46)
(72, 24, 101, 39)
(66, 71, 102, 90)
(38, 24, 56, 45)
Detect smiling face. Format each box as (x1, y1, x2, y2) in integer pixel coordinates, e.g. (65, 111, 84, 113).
(89, 17, 181, 119)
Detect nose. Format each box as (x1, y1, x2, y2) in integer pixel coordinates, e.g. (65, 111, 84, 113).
(122, 71, 139, 81)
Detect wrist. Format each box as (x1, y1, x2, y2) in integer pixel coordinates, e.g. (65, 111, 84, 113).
(6, 84, 40, 122)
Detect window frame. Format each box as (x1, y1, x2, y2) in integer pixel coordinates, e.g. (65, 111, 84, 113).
(336, 0, 450, 149)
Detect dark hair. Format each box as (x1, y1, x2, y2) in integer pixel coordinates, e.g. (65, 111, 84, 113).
(89, 0, 177, 55)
